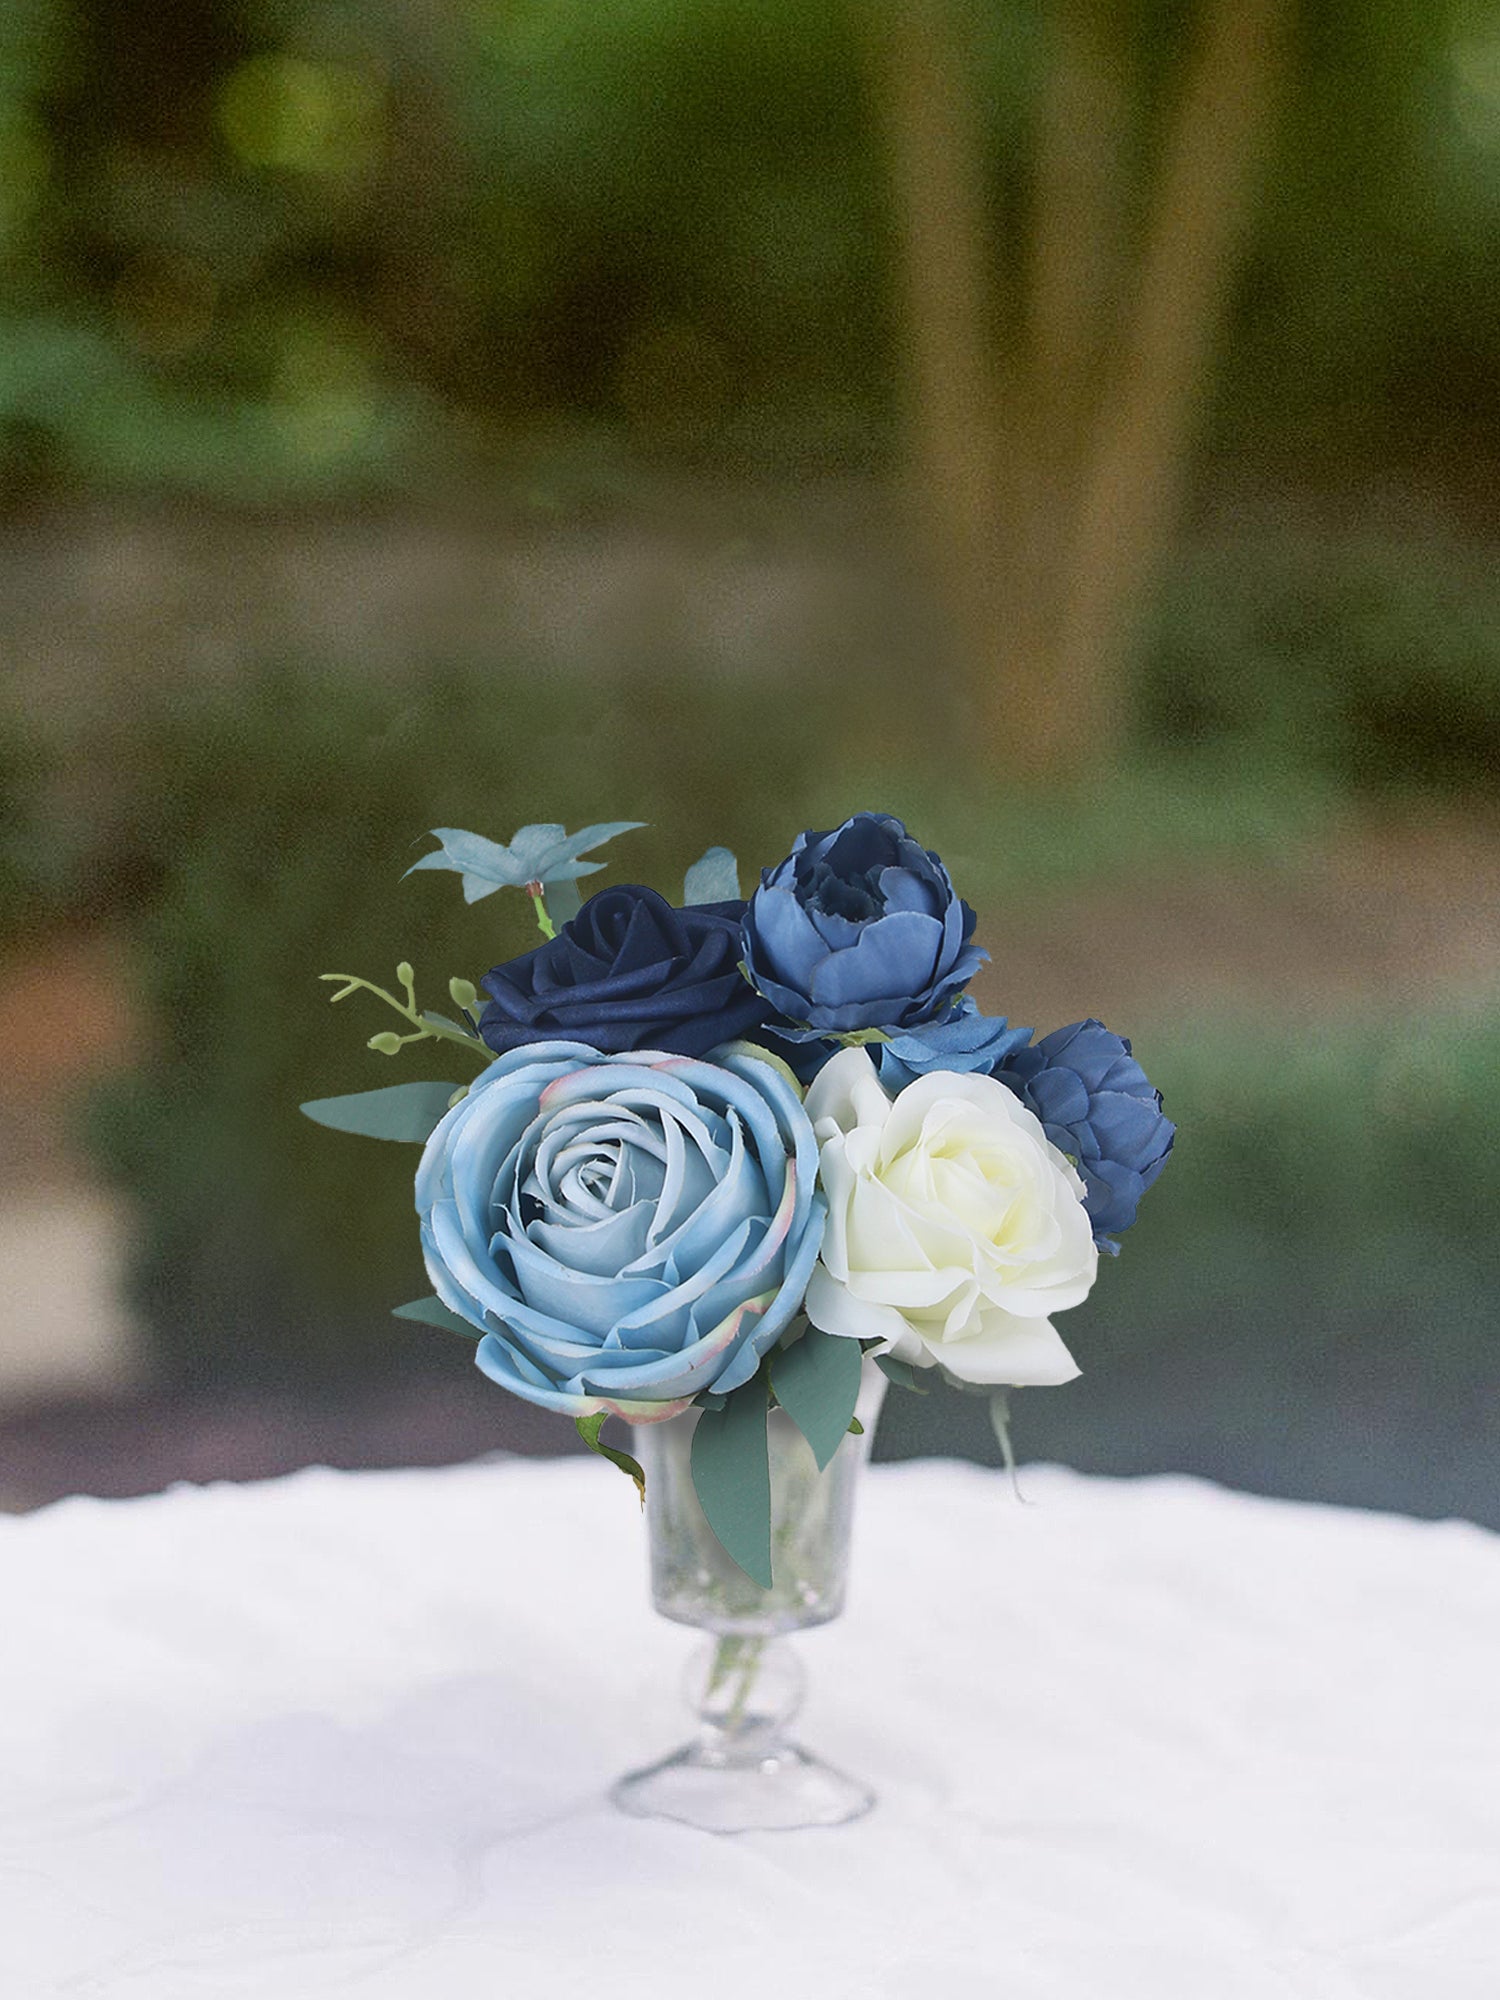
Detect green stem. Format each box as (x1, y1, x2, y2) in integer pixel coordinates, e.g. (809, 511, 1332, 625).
(321, 973, 495, 1065)
(708, 1635, 765, 1734)
(528, 884, 557, 941)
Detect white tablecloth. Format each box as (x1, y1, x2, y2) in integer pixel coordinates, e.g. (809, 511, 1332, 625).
(2, 1457, 1496, 1998)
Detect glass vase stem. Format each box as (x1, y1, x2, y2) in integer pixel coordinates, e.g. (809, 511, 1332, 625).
(611, 1364, 886, 1832)
(710, 1636, 764, 1735)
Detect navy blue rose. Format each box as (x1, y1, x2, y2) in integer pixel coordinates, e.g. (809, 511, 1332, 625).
(742, 813, 986, 1038)
(478, 885, 771, 1060)
(995, 1020, 1175, 1252)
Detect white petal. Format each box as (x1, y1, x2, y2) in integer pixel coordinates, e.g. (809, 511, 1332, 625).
(806, 1046, 890, 1140)
(925, 1309, 1081, 1387)
(814, 1140, 856, 1280)
(804, 1263, 917, 1351)
(881, 1065, 1045, 1161)
(844, 1174, 946, 1276)
(980, 1199, 1098, 1314)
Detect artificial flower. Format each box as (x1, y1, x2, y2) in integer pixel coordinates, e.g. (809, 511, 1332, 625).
(994, 1020, 1175, 1251)
(876, 998, 1032, 1090)
(478, 885, 771, 1059)
(741, 813, 985, 1038)
(416, 1040, 824, 1418)
(803, 1047, 1095, 1386)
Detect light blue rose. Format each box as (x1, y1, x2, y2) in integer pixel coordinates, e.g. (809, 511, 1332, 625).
(416, 1040, 825, 1420)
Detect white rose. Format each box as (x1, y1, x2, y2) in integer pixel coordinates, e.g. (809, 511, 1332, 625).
(803, 1047, 1095, 1386)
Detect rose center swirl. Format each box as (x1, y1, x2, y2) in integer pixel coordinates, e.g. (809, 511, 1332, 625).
(508, 1090, 739, 1278)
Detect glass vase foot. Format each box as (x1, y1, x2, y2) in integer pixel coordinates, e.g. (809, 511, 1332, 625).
(612, 1635, 874, 1833)
(612, 1741, 874, 1833)
(619, 1377, 886, 1832)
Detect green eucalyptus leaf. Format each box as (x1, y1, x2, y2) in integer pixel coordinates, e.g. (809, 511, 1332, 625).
(875, 1353, 930, 1394)
(300, 1080, 459, 1142)
(683, 845, 741, 905)
(771, 1326, 863, 1470)
(575, 1411, 646, 1503)
(690, 1377, 773, 1588)
(392, 1297, 481, 1339)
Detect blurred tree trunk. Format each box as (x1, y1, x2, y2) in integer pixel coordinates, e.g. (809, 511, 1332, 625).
(865, 0, 1290, 776)
(875, 0, 1009, 677)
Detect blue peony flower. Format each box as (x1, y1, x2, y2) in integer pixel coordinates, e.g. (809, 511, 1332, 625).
(994, 1020, 1175, 1252)
(742, 813, 986, 1038)
(876, 998, 1033, 1091)
(416, 1040, 825, 1419)
(478, 885, 771, 1060)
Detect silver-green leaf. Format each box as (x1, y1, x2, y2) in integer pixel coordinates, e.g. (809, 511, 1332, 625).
(689, 1378, 773, 1588)
(772, 1326, 863, 1470)
(546, 874, 583, 925)
(875, 1353, 930, 1394)
(392, 1297, 482, 1339)
(683, 845, 741, 905)
(300, 1081, 460, 1143)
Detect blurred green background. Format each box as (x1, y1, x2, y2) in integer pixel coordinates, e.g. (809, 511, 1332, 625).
(0, 0, 1496, 1519)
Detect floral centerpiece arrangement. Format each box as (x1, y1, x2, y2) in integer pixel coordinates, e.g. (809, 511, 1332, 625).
(302, 813, 1174, 1596)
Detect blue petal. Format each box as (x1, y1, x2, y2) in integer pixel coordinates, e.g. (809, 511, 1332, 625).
(1027, 1067, 1092, 1128)
(880, 1004, 1033, 1088)
(876, 865, 942, 917)
(749, 884, 827, 987)
(808, 911, 944, 1011)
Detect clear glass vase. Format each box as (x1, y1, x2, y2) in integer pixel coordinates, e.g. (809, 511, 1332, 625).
(611, 1365, 885, 1833)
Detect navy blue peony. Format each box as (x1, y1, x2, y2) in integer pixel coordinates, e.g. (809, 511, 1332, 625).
(994, 1020, 1175, 1252)
(742, 813, 986, 1038)
(478, 885, 771, 1059)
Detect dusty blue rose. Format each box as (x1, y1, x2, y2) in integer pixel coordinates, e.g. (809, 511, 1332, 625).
(742, 813, 985, 1038)
(994, 1020, 1175, 1252)
(875, 999, 1032, 1091)
(416, 1040, 824, 1419)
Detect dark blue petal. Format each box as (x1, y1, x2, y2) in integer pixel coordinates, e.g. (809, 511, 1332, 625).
(480, 884, 770, 1060)
(993, 1019, 1173, 1245)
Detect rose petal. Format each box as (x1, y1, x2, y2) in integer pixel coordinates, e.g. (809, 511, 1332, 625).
(925, 1308, 1081, 1387)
